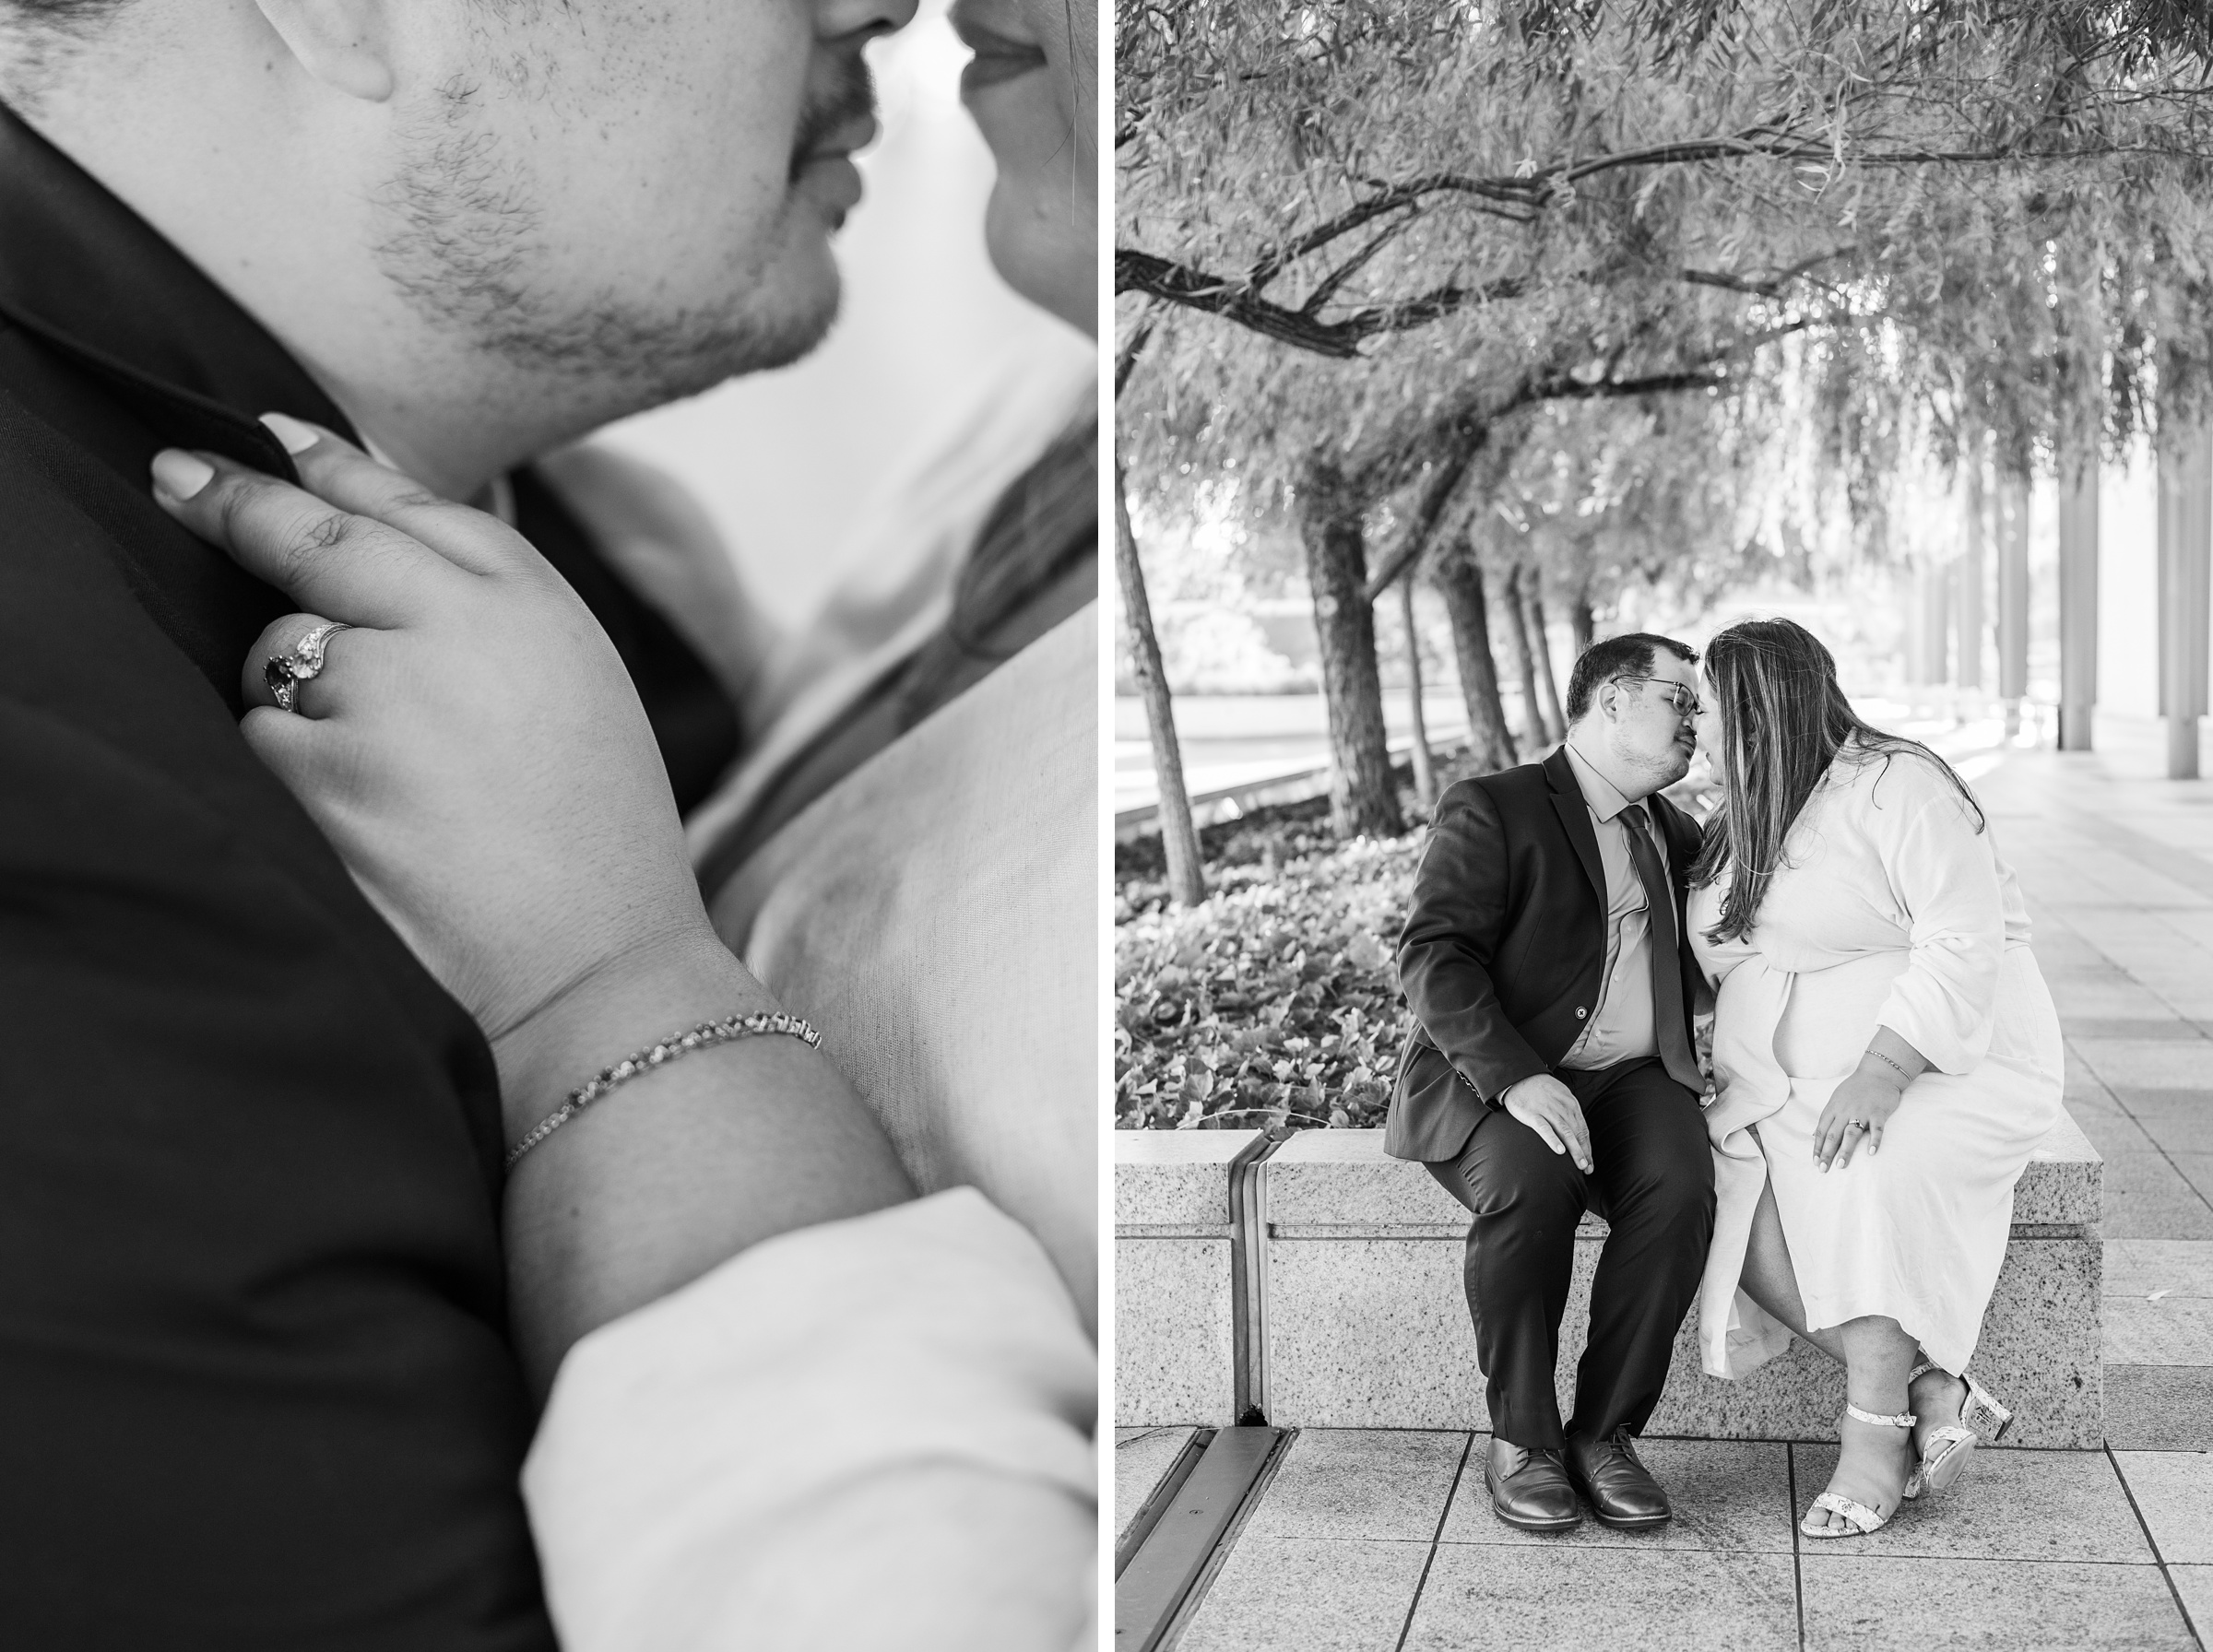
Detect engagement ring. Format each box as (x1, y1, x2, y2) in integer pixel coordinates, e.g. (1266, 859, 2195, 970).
(265, 621, 351, 714)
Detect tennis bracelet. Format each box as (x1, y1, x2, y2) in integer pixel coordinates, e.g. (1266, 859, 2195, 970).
(504, 1010, 822, 1170)
(1864, 1045, 1917, 1085)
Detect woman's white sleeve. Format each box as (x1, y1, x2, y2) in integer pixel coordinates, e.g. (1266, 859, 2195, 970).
(1867, 754, 2006, 1073)
(521, 1186, 1096, 1652)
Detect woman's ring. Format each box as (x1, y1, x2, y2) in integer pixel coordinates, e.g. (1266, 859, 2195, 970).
(265, 621, 352, 714)
(1845, 1119, 1869, 1131)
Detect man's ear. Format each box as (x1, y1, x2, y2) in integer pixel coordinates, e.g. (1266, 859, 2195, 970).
(254, 0, 396, 101)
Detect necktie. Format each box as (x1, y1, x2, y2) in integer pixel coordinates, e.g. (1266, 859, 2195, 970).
(1620, 804, 1703, 1094)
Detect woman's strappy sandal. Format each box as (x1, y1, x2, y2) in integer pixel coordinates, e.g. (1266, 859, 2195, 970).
(1800, 1402, 1915, 1539)
(1901, 1363, 2013, 1500)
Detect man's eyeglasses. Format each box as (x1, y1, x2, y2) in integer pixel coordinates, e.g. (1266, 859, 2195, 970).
(1614, 676, 1702, 718)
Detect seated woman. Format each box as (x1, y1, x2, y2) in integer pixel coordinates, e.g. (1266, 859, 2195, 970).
(1686, 619, 2062, 1539)
(145, 0, 1099, 1644)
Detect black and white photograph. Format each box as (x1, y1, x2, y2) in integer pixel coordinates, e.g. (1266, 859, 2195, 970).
(1115, 6, 2213, 1649)
(0, 0, 1097, 1645)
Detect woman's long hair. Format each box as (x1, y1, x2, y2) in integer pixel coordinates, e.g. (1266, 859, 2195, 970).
(1689, 618, 1984, 943)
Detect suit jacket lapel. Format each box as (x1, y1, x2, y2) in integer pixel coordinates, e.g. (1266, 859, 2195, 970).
(1541, 747, 1606, 908)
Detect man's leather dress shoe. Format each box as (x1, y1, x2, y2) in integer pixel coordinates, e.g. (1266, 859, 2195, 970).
(1485, 1441, 1581, 1532)
(1564, 1429, 1672, 1528)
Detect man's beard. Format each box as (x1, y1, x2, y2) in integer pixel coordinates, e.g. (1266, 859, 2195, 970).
(372, 62, 874, 403)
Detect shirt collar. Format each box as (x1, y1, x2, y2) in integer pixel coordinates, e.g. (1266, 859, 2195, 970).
(1560, 739, 1641, 824)
(0, 100, 354, 484)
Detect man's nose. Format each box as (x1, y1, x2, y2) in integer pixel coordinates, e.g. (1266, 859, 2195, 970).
(818, 0, 919, 45)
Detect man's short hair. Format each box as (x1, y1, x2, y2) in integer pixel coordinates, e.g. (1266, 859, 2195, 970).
(1564, 632, 1699, 723)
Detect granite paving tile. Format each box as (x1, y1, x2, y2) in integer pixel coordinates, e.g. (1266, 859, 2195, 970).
(2104, 1239, 2213, 1298)
(2061, 1017, 2207, 1042)
(1436, 1436, 1794, 1552)
(1173, 1535, 1431, 1652)
(1798, 1556, 2195, 1650)
(2101, 1153, 2213, 1240)
(2134, 1112, 2213, 1156)
(1241, 1429, 1470, 1542)
(2077, 1107, 2163, 1159)
(2111, 1088, 2213, 1121)
(2106, 1366, 2213, 1450)
(1115, 1426, 1197, 1547)
(2170, 1565, 2213, 1638)
(1401, 1543, 1799, 1652)
(1789, 1443, 2153, 1563)
(2075, 1042, 2213, 1089)
(2111, 1450, 2213, 1565)
(2105, 1297, 2213, 1364)
(2172, 1152, 2213, 1203)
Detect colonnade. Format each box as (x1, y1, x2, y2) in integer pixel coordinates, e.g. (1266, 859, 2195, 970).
(1909, 430, 2212, 779)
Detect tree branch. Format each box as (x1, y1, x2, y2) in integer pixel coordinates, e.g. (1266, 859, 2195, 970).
(1360, 436, 1487, 599)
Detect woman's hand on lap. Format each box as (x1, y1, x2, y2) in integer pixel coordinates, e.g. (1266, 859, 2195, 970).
(1813, 1068, 1905, 1171)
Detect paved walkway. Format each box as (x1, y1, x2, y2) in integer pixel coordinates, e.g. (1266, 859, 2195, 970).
(1118, 713, 2213, 1650)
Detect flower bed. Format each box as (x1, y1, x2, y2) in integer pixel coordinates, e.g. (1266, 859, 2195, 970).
(1115, 790, 1427, 1135)
(1115, 764, 1718, 1135)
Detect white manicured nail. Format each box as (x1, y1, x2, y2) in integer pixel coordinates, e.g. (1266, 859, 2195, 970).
(261, 412, 321, 454)
(151, 450, 214, 500)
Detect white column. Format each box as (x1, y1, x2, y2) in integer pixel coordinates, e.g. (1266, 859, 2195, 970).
(2057, 459, 2099, 751)
(1911, 559, 1947, 680)
(1997, 473, 2030, 736)
(2157, 423, 2211, 779)
(1958, 455, 1986, 694)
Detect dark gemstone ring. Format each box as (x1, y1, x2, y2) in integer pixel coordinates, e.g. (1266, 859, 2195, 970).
(263, 620, 352, 714)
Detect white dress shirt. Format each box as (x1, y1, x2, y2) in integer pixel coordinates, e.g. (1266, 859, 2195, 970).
(1556, 741, 1669, 1069)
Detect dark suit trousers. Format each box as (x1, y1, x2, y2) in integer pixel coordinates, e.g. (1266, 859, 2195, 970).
(1426, 1057, 1715, 1450)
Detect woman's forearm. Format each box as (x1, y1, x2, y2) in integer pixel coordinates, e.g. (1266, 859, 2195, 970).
(1858, 1026, 1930, 1090)
(495, 933, 915, 1391)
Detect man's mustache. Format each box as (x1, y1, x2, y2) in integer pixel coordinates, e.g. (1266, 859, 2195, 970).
(789, 60, 878, 173)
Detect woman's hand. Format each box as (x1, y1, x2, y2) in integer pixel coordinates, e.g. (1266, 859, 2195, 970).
(155, 416, 916, 1385)
(151, 418, 722, 1084)
(1813, 1068, 1905, 1171)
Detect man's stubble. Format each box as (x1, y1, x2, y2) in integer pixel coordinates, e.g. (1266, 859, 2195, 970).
(372, 57, 875, 408)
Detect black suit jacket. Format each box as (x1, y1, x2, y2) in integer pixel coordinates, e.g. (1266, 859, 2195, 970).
(1386, 747, 1704, 1163)
(0, 104, 738, 1647)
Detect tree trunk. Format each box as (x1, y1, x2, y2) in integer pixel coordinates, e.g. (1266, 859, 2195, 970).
(1569, 593, 1595, 656)
(1430, 537, 1516, 773)
(1399, 572, 1435, 812)
(1114, 460, 1205, 905)
(1524, 584, 1567, 741)
(1498, 564, 1548, 754)
(1297, 455, 1402, 838)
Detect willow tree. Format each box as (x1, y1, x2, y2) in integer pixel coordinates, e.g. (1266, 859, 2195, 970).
(1118, 0, 2213, 834)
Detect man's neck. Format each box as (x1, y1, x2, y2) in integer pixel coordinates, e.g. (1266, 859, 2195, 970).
(1564, 728, 1657, 805)
(17, 57, 602, 501)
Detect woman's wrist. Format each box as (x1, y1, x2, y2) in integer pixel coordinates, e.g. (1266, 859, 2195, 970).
(1852, 1058, 1907, 1093)
(489, 926, 778, 1145)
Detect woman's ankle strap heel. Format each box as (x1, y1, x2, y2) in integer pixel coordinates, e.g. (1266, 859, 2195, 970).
(1843, 1402, 1917, 1429)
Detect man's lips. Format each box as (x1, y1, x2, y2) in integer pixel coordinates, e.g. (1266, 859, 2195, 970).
(795, 116, 880, 173)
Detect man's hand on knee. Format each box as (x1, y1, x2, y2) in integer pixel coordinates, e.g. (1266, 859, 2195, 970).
(1499, 1074, 1592, 1174)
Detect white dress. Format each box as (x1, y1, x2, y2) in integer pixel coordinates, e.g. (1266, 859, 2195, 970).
(1687, 743, 2063, 1378)
(522, 1188, 1097, 1651)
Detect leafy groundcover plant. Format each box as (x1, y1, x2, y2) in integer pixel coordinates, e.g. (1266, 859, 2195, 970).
(1115, 790, 1426, 1135)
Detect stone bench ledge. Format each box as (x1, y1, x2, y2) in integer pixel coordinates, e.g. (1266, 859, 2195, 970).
(1116, 1129, 1260, 1236)
(1261, 1110, 2101, 1234)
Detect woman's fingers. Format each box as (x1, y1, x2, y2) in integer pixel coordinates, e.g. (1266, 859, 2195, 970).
(1834, 1122, 1861, 1169)
(259, 415, 534, 579)
(1814, 1108, 1844, 1170)
(152, 449, 462, 627)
